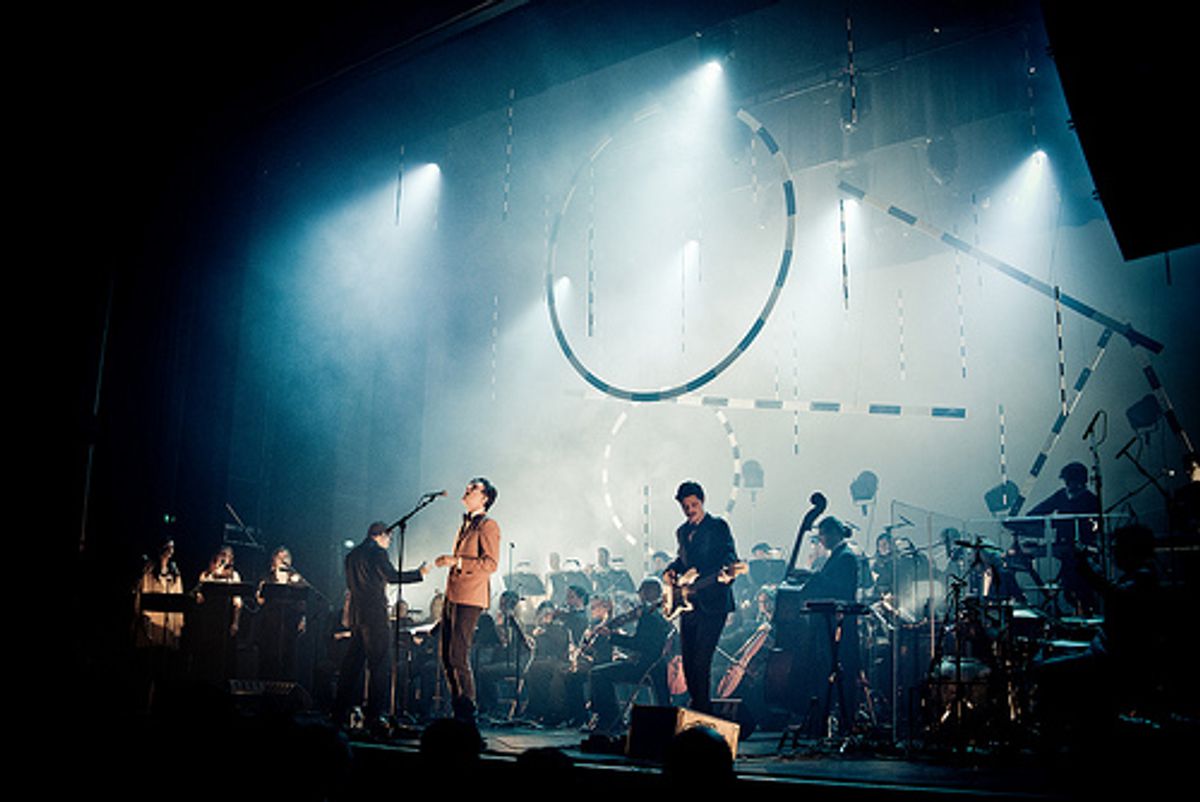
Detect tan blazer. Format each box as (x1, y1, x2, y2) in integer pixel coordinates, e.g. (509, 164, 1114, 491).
(445, 514, 500, 608)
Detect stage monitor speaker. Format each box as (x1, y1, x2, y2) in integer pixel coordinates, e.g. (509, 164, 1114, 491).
(625, 704, 740, 762)
(226, 679, 312, 715)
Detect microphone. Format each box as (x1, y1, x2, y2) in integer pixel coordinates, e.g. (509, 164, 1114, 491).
(424, 490, 448, 499)
(1115, 436, 1137, 461)
(1082, 410, 1103, 440)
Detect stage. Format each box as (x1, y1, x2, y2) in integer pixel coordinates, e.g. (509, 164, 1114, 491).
(333, 711, 1193, 800)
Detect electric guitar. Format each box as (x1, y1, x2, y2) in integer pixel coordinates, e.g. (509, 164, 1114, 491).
(662, 561, 749, 620)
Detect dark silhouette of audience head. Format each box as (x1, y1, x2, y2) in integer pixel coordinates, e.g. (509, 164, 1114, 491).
(420, 717, 483, 771)
(516, 746, 576, 785)
(663, 725, 734, 790)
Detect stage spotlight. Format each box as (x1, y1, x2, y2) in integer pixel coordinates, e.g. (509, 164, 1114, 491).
(850, 470, 879, 514)
(1125, 393, 1161, 430)
(696, 22, 733, 68)
(743, 460, 764, 491)
(984, 481, 1020, 514)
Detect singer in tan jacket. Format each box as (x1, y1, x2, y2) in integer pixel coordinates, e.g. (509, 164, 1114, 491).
(435, 477, 501, 722)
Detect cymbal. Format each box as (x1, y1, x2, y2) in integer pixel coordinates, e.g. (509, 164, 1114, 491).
(954, 539, 1002, 552)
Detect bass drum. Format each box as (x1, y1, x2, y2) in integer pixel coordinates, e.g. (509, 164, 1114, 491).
(925, 656, 992, 731)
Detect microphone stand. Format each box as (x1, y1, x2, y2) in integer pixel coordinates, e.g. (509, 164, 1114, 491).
(1107, 434, 1172, 514)
(1083, 411, 1108, 578)
(386, 492, 442, 724)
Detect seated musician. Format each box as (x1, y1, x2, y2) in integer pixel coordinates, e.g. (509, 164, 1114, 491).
(474, 590, 532, 720)
(590, 546, 636, 595)
(561, 584, 590, 645)
(562, 595, 614, 726)
(522, 601, 572, 724)
(587, 578, 673, 734)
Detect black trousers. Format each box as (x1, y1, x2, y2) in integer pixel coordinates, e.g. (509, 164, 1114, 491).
(335, 617, 391, 721)
(440, 600, 483, 720)
(590, 659, 665, 732)
(679, 609, 726, 714)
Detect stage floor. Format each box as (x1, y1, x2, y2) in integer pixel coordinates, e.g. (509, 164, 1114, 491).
(341, 715, 1178, 800)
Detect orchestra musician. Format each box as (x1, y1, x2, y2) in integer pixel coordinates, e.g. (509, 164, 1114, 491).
(590, 546, 635, 595)
(795, 516, 866, 728)
(561, 585, 590, 644)
(190, 544, 244, 681)
(588, 578, 673, 734)
(562, 595, 615, 726)
(1022, 461, 1100, 613)
(132, 538, 184, 711)
(663, 480, 740, 716)
(134, 538, 184, 650)
(474, 590, 532, 720)
(197, 544, 243, 634)
(521, 600, 572, 723)
(254, 545, 308, 682)
(434, 477, 501, 724)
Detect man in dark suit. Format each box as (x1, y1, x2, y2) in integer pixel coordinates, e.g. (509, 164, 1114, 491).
(664, 480, 740, 716)
(798, 515, 864, 732)
(335, 521, 429, 732)
(434, 477, 501, 724)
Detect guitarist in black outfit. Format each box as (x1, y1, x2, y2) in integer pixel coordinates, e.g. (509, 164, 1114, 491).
(664, 480, 740, 716)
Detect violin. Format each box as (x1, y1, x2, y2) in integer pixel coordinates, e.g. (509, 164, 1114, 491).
(569, 604, 644, 670)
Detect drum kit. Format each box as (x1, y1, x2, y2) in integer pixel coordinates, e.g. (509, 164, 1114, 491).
(859, 533, 1103, 749)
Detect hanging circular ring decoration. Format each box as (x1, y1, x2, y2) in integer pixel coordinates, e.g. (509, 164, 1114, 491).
(601, 406, 744, 546)
(546, 107, 797, 402)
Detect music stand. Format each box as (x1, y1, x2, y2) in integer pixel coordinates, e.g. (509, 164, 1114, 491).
(259, 582, 310, 678)
(137, 592, 190, 646)
(194, 582, 252, 681)
(749, 558, 787, 587)
(504, 572, 546, 597)
(139, 592, 191, 613)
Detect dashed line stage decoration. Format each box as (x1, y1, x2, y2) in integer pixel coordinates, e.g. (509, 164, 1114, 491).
(1009, 328, 1113, 516)
(837, 180, 1164, 354)
(601, 407, 744, 545)
(546, 107, 797, 403)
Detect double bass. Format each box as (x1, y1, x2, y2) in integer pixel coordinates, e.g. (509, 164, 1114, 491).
(764, 492, 828, 712)
(784, 492, 827, 583)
